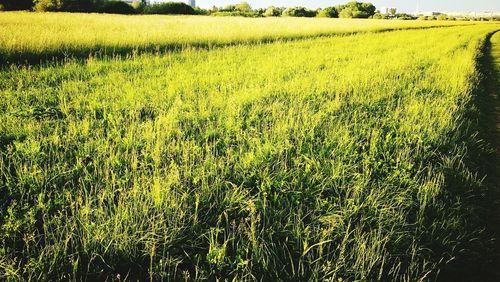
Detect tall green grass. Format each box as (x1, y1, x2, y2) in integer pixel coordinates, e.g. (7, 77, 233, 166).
(493, 32, 500, 72)
(0, 24, 499, 280)
(0, 12, 480, 64)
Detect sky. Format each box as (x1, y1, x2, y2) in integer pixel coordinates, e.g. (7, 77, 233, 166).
(194, 0, 500, 13)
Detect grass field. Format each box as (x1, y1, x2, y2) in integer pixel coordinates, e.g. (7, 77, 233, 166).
(0, 12, 477, 64)
(0, 13, 499, 281)
(493, 32, 500, 74)
(477, 30, 500, 281)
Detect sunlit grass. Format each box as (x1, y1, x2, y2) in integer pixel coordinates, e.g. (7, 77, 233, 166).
(493, 32, 500, 76)
(0, 12, 480, 63)
(0, 19, 499, 280)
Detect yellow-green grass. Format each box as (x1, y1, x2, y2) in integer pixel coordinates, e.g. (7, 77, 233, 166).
(0, 24, 499, 280)
(0, 12, 480, 64)
(493, 32, 500, 76)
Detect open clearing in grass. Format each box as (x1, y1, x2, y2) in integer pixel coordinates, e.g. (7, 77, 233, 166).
(0, 12, 481, 64)
(1, 19, 499, 280)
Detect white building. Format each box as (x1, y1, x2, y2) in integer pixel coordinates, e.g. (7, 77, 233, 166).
(446, 11, 499, 18)
(414, 11, 500, 18)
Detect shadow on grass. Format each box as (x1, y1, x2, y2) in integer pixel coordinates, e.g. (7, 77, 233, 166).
(437, 30, 500, 282)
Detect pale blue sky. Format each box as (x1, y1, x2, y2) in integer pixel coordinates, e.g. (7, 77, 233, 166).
(195, 0, 500, 13)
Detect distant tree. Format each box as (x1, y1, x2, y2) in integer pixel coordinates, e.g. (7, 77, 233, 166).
(254, 7, 265, 16)
(33, 0, 98, 12)
(316, 9, 327, 17)
(437, 14, 448, 20)
(211, 2, 259, 17)
(371, 12, 385, 19)
(317, 6, 338, 18)
(60, 0, 94, 12)
(143, 2, 195, 14)
(235, 1, 251, 12)
(282, 6, 316, 17)
(264, 5, 281, 17)
(395, 13, 413, 20)
(100, 0, 135, 13)
(389, 7, 396, 15)
(131, 0, 143, 12)
(222, 4, 236, 11)
(282, 7, 293, 16)
(34, 0, 61, 11)
(93, 0, 105, 8)
(193, 6, 209, 15)
(337, 2, 376, 18)
(0, 0, 34, 10)
(361, 2, 376, 15)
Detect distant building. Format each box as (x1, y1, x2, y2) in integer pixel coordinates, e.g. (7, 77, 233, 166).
(446, 11, 499, 18)
(414, 11, 500, 18)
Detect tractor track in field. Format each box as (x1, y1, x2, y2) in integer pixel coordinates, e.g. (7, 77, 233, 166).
(436, 29, 500, 282)
(473, 30, 500, 282)
(486, 30, 500, 281)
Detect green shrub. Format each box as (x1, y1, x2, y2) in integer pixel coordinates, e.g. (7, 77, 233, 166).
(211, 10, 260, 17)
(371, 12, 385, 19)
(34, 0, 62, 11)
(60, 0, 94, 12)
(0, 0, 34, 10)
(263, 5, 281, 17)
(193, 6, 208, 15)
(337, 1, 376, 18)
(437, 14, 448, 20)
(34, 0, 97, 12)
(316, 9, 327, 18)
(143, 2, 195, 15)
(317, 6, 338, 18)
(282, 7, 316, 17)
(234, 1, 250, 12)
(221, 4, 235, 11)
(396, 13, 414, 20)
(100, 1, 135, 14)
(131, 0, 142, 12)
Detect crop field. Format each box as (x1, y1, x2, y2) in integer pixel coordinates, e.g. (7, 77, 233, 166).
(0, 12, 475, 64)
(1, 12, 500, 281)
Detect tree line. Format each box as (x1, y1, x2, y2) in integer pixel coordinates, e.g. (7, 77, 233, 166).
(0, 0, 197, 14)
(0, 0, 379, 18)
(1, 0, 499, 21)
